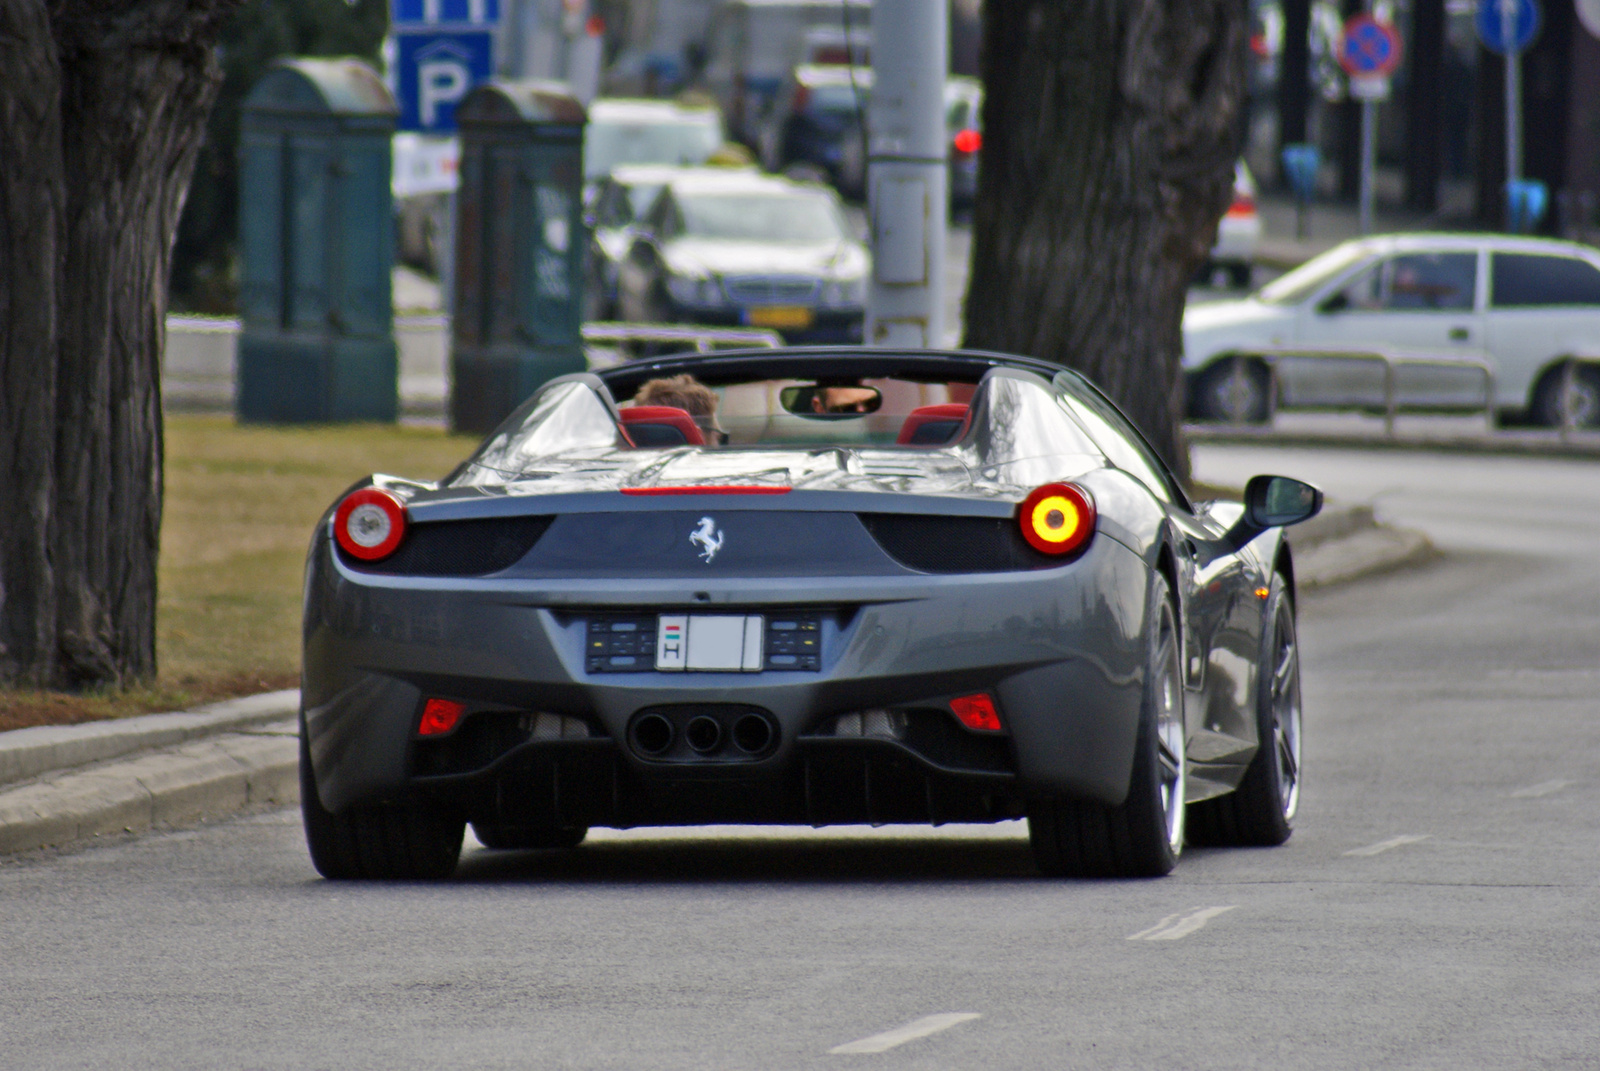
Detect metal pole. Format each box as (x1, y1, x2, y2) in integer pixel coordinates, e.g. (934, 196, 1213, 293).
(1501, 0, 1522, 228)
(1358, 100, 1376, 235)
(865, 0, 948, 349)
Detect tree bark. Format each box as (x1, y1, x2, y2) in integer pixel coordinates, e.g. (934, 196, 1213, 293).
(0, 0, 235, 689)
(961, 1, 1249, 483)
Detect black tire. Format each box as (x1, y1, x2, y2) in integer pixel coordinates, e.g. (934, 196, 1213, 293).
(1029, 575, 1186, 878)
(471, 822, 588, 851)
(1530, 364, 1600, 428)
(299, 730, 464, 881)
(1187, 572, 1302, 847)
(1190, 358, 1272, 423)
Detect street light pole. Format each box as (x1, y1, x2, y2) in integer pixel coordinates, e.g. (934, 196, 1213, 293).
(1500, 0, 1523, 201)
(865, 0, 947, 348)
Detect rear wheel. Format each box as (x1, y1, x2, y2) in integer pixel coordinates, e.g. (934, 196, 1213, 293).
(1029, 575, 1186, 878)
(471, 823, 588, 851)
(1530, 364, 1600, 428)
(1187, 572, 1302, 846)
(300, 731, 464, 881)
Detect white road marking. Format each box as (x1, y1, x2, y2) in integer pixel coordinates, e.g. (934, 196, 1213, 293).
(1344, 834, 1431, 857)
(1127, 905, 1238, 941)
(829, 1013, 981, 1055)
(1510, 779, 1571, 799)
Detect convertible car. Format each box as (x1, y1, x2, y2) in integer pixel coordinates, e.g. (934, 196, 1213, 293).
(299, 348, 1322, 881)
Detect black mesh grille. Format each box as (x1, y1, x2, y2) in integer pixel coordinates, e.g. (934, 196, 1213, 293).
(859, 513, 1057, 574)
(341, 515, 553, 576)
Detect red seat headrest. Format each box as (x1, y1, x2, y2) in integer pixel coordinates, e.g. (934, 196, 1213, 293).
(621, 406, 706, 447)
(896, 404, 970, 446)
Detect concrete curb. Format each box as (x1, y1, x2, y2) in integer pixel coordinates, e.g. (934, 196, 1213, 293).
(0, 504, 1431, 857)
(0, 688, 299, 789)
(0, 720, 298, 855)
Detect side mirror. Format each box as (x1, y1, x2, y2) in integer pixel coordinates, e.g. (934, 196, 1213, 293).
(1318, 291, 1349, 314)
(1201, 475, 1323, 562)
(1243, 474, 1323, 529)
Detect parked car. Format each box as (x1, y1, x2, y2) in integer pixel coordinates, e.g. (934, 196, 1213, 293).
(584, 97, 727, 182)
(298, 346, 1323, 880)
(756, 65, 984, 208)
(702, 0, 873, 144)
(1203, 161, 1261, 290)
(585, 164, 717, 321)
(392, 132, 460, 274)
(757, 63, 871, 196)
(1183, 233, 1600, 425)
(615, 169, 868, 343)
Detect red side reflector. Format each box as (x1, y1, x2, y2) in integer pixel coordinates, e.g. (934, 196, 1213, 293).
(952, 128, 981, 154)
(950, 693, 1002, 733)
(418, 698, 465, 737)
(619, 485, 791, 496)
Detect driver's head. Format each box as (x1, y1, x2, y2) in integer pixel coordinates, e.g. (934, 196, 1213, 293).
(811, 386, 878, 414)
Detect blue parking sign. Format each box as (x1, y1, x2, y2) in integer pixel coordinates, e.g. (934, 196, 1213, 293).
(395, 32, 494, 133)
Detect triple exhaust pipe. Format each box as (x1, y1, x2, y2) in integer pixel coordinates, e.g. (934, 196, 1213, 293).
(629, 709, 778, 760)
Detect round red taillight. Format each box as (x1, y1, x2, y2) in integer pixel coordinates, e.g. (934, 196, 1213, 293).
(1018, 483, 1096, 556)
(952, 128, 982, 155)
(334, 488, 407, 561)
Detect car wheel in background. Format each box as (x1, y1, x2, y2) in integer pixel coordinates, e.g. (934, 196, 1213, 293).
(1227, 263, 1253, 289)
(472, 823, 589, 851)
(1187, 572, 1301, 847)
(300, 731, 464, 881)
(1530, 363, 1600, 428)
(1029, 575, 1186, 878)
(1191, 357, 1272, 424)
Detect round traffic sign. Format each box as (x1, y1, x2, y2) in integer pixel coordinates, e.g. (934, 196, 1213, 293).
(1339, 14, 1403, 77)
(1475, 0, 1541, 55)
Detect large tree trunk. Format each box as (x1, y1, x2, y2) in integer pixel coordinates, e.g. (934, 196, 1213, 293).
(961, 1, 1250, 482)
(0, 0, 234, 689)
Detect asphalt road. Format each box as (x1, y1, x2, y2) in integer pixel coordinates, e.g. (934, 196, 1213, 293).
(2, 447, 1596, 1069)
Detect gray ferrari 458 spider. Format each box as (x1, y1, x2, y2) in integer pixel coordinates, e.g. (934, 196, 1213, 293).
(299, 348, 1323, 880)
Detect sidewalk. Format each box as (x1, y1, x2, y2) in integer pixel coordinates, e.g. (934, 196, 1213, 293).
(0, 503, 1432, 859)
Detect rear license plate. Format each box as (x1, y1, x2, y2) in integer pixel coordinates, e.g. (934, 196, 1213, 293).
(657, 614, 763, 672)
(745, 306, 813, 329)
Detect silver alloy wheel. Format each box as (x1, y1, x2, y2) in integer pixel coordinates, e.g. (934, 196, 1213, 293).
(1154, 606, 1187, 854)
(1270, 601, 1303, 821)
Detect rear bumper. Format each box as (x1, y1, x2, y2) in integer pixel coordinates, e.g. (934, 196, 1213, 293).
(302, 531, 1151, 823)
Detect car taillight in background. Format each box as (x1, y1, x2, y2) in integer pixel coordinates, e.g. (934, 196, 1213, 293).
(334, 487, 408, 561)
(1018, 483, 1096, 556)
(952, 128, 981, 155)
(1226, 194, 1257, 218)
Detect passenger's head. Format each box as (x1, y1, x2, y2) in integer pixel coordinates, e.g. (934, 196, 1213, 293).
(633, 374, 723, 441)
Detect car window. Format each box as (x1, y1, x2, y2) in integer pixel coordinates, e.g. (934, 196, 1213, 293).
(1490, 253, 1600, 307)
(676, 192, 847, 243)
(1256, 242, 1372, 305)
(1327, 252, 1476, 312)
(1052, 373, 1185, 507)
(595, 184, 633, 228)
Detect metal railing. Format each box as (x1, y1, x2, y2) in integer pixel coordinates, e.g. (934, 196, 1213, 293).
(582, 322, 783, 369)
(1214, 346, 1499, 436)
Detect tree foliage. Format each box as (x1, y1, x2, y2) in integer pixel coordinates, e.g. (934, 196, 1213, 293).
(0, 0, 238, 689)
(170, 0, 387, 311)
(962, 1, 1251, 482)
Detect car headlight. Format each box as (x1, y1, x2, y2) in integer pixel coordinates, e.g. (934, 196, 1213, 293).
(666, 274, 723, 307)
(821, 276, 865, 307)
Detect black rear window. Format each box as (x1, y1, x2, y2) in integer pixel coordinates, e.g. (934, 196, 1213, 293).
(1491, 253, 1600, 307)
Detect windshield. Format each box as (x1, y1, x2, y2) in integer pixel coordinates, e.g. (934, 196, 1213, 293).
(451, 365, 1106, 493)
(677, 192, 847, 243)
(585, 118, 722, 179)
(1257, 242, 1374, 305)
